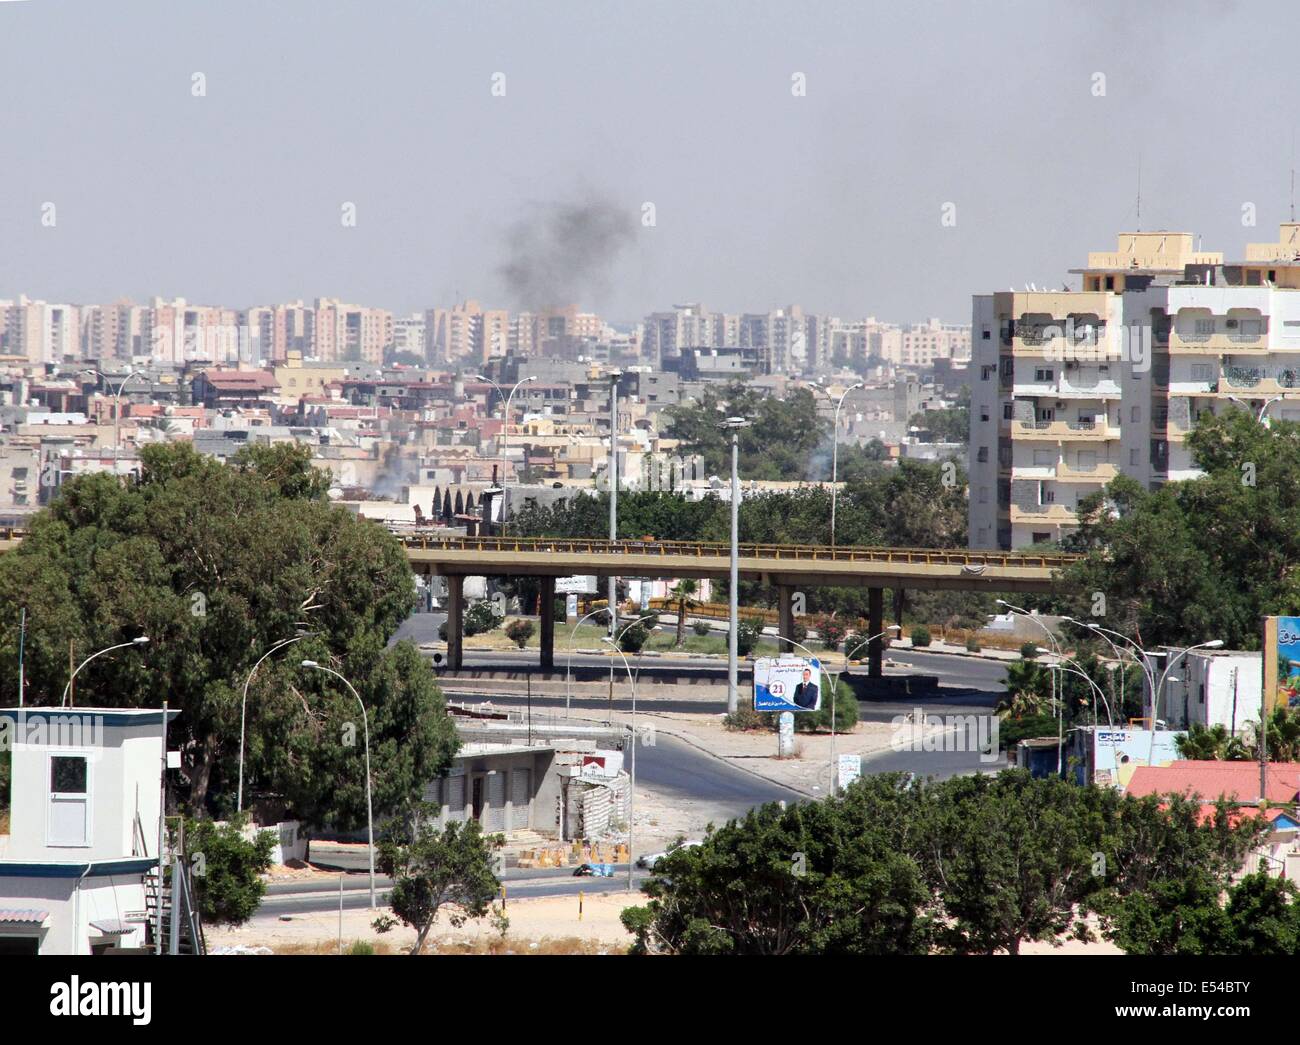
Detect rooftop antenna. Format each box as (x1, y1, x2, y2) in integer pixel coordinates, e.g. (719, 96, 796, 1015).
(1135, 153, 1142, 232)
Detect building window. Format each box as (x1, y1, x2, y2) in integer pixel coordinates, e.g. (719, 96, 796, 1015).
(49, 754, 90, 847)
(1130, 406, 1140, 423)
(1034, 368, 1055, 382)
(977, 446, 989, 463)
(1129, 449, 1139, 466)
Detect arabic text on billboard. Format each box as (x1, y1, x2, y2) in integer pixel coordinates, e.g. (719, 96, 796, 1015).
(754, 656, 822, 712)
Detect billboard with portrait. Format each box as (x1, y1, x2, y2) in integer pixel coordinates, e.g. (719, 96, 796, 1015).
(754, 656, 822, 712)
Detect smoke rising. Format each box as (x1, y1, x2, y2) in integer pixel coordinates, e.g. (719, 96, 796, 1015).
(499, 196, 635, 311)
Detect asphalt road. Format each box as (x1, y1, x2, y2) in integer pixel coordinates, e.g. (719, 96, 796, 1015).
(393, 611, 1010, 695)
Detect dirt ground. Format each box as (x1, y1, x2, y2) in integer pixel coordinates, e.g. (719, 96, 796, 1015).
(208, 891, 635, 955)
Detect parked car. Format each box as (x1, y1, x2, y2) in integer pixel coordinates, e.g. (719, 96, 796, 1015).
(636, 839, 702, 870)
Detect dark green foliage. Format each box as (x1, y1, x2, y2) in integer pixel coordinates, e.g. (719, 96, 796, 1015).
(1062, 409, 1300, 649)
(910, 625, 931, 647)
(0, 442, 457, 823)
(378, 810, 503, 954)
(184, 814, 275, 927)
(463, 600, 501, 637)
(619, 614, 658, 653)
(736, 616, 765, 657)
(623, 770, 1270, 956)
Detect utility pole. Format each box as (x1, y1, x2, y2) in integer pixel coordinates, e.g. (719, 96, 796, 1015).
(608, 371, 622, 637)
(718, 417, 751, 715)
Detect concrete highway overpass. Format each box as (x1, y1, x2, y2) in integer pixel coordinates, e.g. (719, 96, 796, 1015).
(399, 536, 1078, 674)
(0, 529, 1079, 675)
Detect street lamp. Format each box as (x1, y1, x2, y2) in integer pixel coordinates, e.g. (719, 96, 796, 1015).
(474, 374, 536, 535)
(237, 632, 315, 813)
(1147, 640, 1223, 764)
(811, 381, 863, 546)
(1061, 617, 1155, 729)
(301, 660, 376, 909)
(1066, 619, 1157, 704)
(601, 616, 658, 892)
(80, 368, 149, 459)
(61, 636, 149, 708)
(1035, 648, 1115, 730)
(1227, 394, 1283, 424)
(998, 600, 1065, 770)
(717, 416, 751, 715)
(565, 606, 613, 718)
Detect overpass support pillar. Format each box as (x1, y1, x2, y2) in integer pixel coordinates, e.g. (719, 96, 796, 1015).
(447, 574, 464, 672)
(868, 587, 884, 678)
(539, 576, 556, 672)
(778, 585, 796, 653)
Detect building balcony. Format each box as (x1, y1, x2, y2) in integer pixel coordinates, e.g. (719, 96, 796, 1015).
(1054, 462, 1118, 482)
(1009, 504, 1079, 525)
(1168, 332, 1268, 354)
(1215, 367, 1300, 396)
(1011, 419, 1119, 441)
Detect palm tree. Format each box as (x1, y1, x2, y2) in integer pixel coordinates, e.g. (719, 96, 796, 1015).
(668, 579, 699, 647)
(997, 659, 1051, 720)
(1252, 706, 1300, 763)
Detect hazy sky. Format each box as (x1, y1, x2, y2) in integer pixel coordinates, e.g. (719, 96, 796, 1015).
(0, 0, 1290, 325)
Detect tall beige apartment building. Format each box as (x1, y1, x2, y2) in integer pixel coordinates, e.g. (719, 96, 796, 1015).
(313, 298, 392, 364)
(969, 227, 1300, 549)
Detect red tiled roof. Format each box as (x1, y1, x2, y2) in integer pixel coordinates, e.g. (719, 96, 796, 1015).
(200, 370, 279, 390)
(1126, 760, 1300, 804)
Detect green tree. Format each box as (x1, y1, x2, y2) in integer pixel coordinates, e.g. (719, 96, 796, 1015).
(622, 774, 932, 955)
(667, 579, 699, 647)
(378, 812, 504, 955)
(0, 442, 457, 821)
(664, 382, 827, 480)
(1062, 409, 1300, 649)
(999, 659, 1052, 719)
(920, 771, 1105, 954)
(183, 815, 276, 927)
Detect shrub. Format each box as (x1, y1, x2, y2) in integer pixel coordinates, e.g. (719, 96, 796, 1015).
(620, 614, 658, 654)
(1020, 641, 1039, 660)
(910, 625, 931, 648)
(796, 678, 859, 734)
(347, 940, 375, 955)
(736, 616, 766, 658)
(183, 815, 275, 928)
(437, 620, 448, 642)
(817, 615, 849, 652)
(464, 600, 502, 637)
(965, 635, 981, 653)
(504, 618, 535, 649)
(692, 620, 711, 637)
(722, 703, 768, 732)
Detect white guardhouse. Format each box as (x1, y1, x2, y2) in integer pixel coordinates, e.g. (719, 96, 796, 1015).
(0, 707, 176, 955)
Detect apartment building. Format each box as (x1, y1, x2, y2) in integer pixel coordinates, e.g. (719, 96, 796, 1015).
(969, 227, 1300, 549)
(314, 298, 392, 364)
(0, 297, 80, 363)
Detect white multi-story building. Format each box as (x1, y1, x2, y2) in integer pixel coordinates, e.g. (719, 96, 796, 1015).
(970, 226, 1300, 549)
